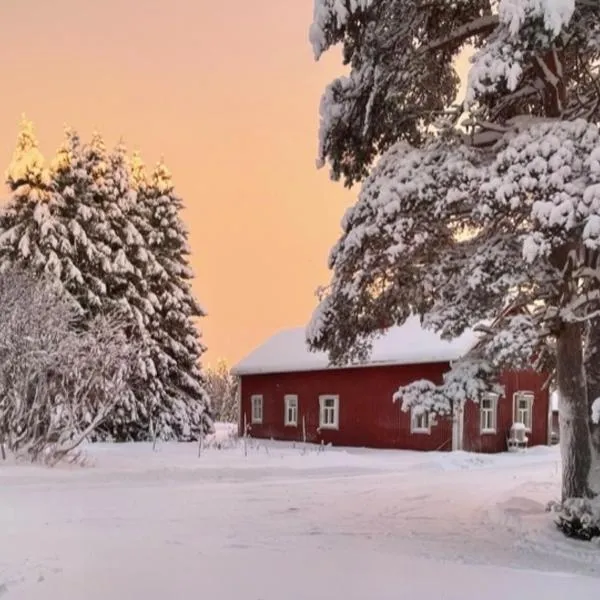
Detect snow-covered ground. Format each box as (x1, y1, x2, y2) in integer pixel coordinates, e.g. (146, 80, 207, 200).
(1, 424, 599, 599)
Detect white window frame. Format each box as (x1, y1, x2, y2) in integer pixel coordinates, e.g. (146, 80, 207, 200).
(410, 408, 431, 434)
(480, 392, 499, 434)
(513, 391, 534, 432)
(319, 395, 339, 430)
(284, 394, 298, 427)
(251, 394, 263, 424)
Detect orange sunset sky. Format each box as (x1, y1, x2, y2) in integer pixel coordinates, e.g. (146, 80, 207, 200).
(0, 0, 468, 367)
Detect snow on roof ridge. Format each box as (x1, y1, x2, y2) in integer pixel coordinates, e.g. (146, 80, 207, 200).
(231, 316, 479, 376)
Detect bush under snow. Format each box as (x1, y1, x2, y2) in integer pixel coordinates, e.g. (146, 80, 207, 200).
(0, 268, 139, 465)
(555, 497, 600, 541)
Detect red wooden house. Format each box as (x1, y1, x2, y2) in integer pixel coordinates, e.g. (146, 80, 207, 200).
(231, 317, 552, 453)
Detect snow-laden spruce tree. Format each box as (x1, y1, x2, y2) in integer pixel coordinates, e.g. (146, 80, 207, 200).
(1, 125, 212, 443)
(83, 139, 166, 441)
(307, 0, 600, 514)
(47, 131, 143, 440)
(130, 157, 212, 440)
(0, 117, 70, 278)
(49, 127, 108, 312)
(8, 128, 155, 442)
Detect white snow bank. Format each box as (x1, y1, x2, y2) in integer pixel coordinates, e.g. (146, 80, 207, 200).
(232, 315, 478, 375)
(76, 435, 559, 477)
(1, 436, 598, 600)
(6, 545, 599, 600)
(0, 428, 560, 488)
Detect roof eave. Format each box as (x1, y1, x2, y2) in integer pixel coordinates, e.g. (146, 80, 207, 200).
(231, 355, 463, 377)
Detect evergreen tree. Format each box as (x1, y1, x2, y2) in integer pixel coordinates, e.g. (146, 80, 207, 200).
(1, 124, 212, 443)
(0, 117, 69, 279)
(125, 152, 171, 440)
(307, 0, 600, 511)
(49, 131, 156, 440)
(95, 143, 165, 439)
(140, 160, 212, 439)
(49, 128, 107, 311)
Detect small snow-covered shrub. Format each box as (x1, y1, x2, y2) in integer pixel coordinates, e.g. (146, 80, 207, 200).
(202, 425, 239, 450)
(555, 497, 600, 541)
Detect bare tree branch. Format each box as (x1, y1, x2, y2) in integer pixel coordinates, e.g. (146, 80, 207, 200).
(0, 268, 140, 464)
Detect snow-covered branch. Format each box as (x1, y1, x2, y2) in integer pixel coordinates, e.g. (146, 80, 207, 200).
(419, 14, 499, 54)
(393, 358, 500, 417)
(0, 268, 139, 464)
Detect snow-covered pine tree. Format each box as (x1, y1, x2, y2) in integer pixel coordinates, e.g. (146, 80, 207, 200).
(84, 139, 165, 441)
(48, 131, 157, 441)
(307, 0, 600, 510)
(49, 127, 108, 312)
(309, 0, 495, 187)
(128, 155, 212, 440)
(0, 117, 69, 279)
(1, 125, 210, 443)
(130, 150, 148, 191)
(151, 161, 212, 439)
(124, 152, 174, 441)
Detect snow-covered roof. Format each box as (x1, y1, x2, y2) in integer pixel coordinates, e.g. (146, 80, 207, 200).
(232, 316, 478, 376)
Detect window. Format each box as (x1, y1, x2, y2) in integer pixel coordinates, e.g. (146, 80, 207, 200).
(284, 394, 298, 427)
(480, 393, 498, 434)
(410, 409, 430, 434)
(251, 394, 263, 424)
(319, 395, 339, 430)
(514, 391, 534, 431)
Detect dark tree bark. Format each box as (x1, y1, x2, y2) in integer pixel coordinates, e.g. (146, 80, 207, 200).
(584, 317, 600, 456)
(557, 321, 593, 500)
(584, 316, 600, 491)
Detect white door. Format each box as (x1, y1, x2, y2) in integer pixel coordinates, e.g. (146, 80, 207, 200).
(452, 404, 464, 451)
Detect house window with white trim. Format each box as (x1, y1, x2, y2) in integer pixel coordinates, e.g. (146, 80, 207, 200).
(284, 394, 298, 427)
(514, 391, 534, 431)
(480, 393, 498, 434)
(251, 394, 263, 424)
(319, 395, 339, 430)
(410, 408, 431, 434)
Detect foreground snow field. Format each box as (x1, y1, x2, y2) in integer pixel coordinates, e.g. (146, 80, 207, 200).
(1, 425, 600, 599)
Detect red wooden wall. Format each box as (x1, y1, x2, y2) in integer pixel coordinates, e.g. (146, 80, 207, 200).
(462, 370, 549, 452)
(239, 364, 550, 453)
(240, 363, 453, 451)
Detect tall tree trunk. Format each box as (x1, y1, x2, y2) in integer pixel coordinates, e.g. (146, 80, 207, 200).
(584, 316, 600, 491)
(584, 317, 600, 455)
(557, 321, 592, 501)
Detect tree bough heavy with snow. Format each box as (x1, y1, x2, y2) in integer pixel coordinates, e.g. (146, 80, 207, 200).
(307, 0, 600, 534)
(0, 121, 213, 444)
(0, 268, 139, 464)
(124, 157, 212, 440)
(0, 117, 68, 278)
